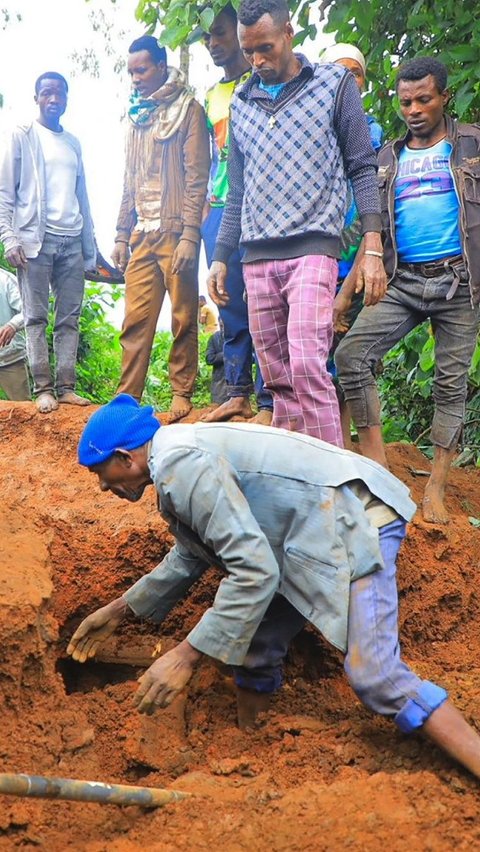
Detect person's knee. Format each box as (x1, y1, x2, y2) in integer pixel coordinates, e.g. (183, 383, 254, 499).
(334, 335, 364, 382)
(345, 663, 394, 715)
(25, 315, 48, 330)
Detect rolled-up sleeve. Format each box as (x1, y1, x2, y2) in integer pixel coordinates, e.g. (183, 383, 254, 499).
(157, 448, 280, 664)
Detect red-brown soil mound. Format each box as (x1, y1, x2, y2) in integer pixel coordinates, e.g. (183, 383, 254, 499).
(1, 400, 480, 851)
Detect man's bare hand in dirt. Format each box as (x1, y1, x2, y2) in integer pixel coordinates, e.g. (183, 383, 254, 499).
(6, 245, 27, 269)
(133, 640, 202, 714)
(207, 261, 229, 306)
(111, 241, 130, 273)
(0, 323, 16, 347)
(67, 598, 129, 663)
(171, 239, 197, 275)
(355, 233, 387, 306)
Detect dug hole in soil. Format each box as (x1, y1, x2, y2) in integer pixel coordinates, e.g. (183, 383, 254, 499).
(1, 400, 480, 851)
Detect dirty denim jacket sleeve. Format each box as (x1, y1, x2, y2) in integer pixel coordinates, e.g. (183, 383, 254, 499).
(153, 447, 280, 665)
(123, 539, 209, 620)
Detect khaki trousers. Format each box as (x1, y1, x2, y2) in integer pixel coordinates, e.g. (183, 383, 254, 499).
(118, 230, 199, 401)
(0, 359, 30, 400)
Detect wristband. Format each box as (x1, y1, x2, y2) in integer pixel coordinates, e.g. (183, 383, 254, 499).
(364, 250, 384, 258)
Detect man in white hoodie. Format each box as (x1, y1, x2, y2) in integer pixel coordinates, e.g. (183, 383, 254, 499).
(0, 72, 96, 413)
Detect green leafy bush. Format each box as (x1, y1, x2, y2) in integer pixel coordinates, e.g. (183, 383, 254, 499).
(378, 322, 480, 463)
(75, 282, 213, 409)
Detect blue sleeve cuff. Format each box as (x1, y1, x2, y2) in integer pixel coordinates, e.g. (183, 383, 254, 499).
(395, 681, 448, 733)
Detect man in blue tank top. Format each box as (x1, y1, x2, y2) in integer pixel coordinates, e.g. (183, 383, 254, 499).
(336, 57, 480, 525)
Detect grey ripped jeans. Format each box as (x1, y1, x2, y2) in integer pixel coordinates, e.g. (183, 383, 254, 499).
(18, 233, 85, 397)
(334, 263, 480, 449)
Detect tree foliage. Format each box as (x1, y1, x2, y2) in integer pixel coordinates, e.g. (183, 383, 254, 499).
(135, 0, 480, 133)
(322, 0, 480, 134)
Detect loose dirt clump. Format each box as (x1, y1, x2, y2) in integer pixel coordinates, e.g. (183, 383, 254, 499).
(1, 400, 480, 851)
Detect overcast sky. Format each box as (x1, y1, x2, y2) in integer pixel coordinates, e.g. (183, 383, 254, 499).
(0, 0, 331, 327)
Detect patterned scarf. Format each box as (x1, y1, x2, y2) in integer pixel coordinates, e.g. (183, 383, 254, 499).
(128, 66, 194, 140)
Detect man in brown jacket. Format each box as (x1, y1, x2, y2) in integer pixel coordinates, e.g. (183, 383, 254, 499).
(112, 35, 210, 419)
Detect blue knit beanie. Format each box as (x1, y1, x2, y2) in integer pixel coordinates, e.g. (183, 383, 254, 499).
(78, 394, 161, 467)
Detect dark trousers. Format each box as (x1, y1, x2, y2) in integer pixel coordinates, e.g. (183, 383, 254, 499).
(202, 206, 272, 410)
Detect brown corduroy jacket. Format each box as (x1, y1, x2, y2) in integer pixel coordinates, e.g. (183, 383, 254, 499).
(115, 99, 210, 245)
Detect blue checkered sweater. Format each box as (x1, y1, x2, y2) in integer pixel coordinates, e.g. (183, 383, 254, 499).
(213, 56, 381, 264)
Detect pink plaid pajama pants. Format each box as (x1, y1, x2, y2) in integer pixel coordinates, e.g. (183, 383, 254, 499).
(243, 254, 343, 447)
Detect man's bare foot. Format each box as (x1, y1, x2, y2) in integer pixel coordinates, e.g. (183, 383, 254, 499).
(236, 686, 271, 729)
(36, 392, 59, 414)
(422, 485, 449, 524)
(168, 395, 193, 423)
(58, 391, 91, 406)
(251, 408, 273, 426)
(200, 396, 253, 422)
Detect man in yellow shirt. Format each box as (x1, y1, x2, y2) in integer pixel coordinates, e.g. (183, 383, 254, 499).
(198, 295, 218, 334)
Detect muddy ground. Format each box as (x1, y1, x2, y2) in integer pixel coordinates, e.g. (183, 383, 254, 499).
(1, 400, 480, 851)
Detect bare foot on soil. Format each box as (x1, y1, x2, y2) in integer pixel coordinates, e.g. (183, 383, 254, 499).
(251, 409, 273, 426)
(422, 486, 450, 525)
(36, 393, 59, 414)
(201, 397, 253, 422)
(168, 395, 193, 423)
(58, 392, 91, 406)
(236, 686, 271, 729)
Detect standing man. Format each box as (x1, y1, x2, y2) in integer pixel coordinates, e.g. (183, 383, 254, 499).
(0, 72, 96, 413)
(68, 395, 480, 781)
(198, 295, 218, 334)
(201, 4, 273, 424)
(335, 58, 480, 524)
(0, 268, 30, 401)
(207, 0, 385, 445)
(112, 36, 210, 421)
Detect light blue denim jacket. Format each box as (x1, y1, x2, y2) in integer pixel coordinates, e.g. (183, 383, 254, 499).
(124, 423, 415, 663)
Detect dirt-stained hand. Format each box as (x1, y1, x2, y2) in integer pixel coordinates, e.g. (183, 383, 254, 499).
(333, 290, 352, 333)
(67, 598, 128, 663)
(6, 245, 27, 269)
(0, 323, 16, 347)
(207, 261, 229, 307)
(111, 242, 130, 273)
(356, 254, 387, 306)
(133, 641, 201, 714)
(171, 239, 197, 276)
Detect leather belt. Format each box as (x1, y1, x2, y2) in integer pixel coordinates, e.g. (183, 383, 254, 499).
(398, 254, 464, 278)
(397, 254, 466, 300)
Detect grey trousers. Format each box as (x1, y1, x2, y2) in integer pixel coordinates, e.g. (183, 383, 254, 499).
(0, 359, 30, 400)
(335, 265, 480, 449)
(18, 233, 85, 396)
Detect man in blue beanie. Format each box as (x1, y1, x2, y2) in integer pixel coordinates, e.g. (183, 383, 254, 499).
(69, 394, 480, 778)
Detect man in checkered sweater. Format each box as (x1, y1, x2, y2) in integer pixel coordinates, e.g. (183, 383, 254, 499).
(207, 0, 386, 446)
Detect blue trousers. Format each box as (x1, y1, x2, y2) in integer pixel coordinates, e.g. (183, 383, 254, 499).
(233, 519, 447, 733)
(201, 206, 272, 410)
